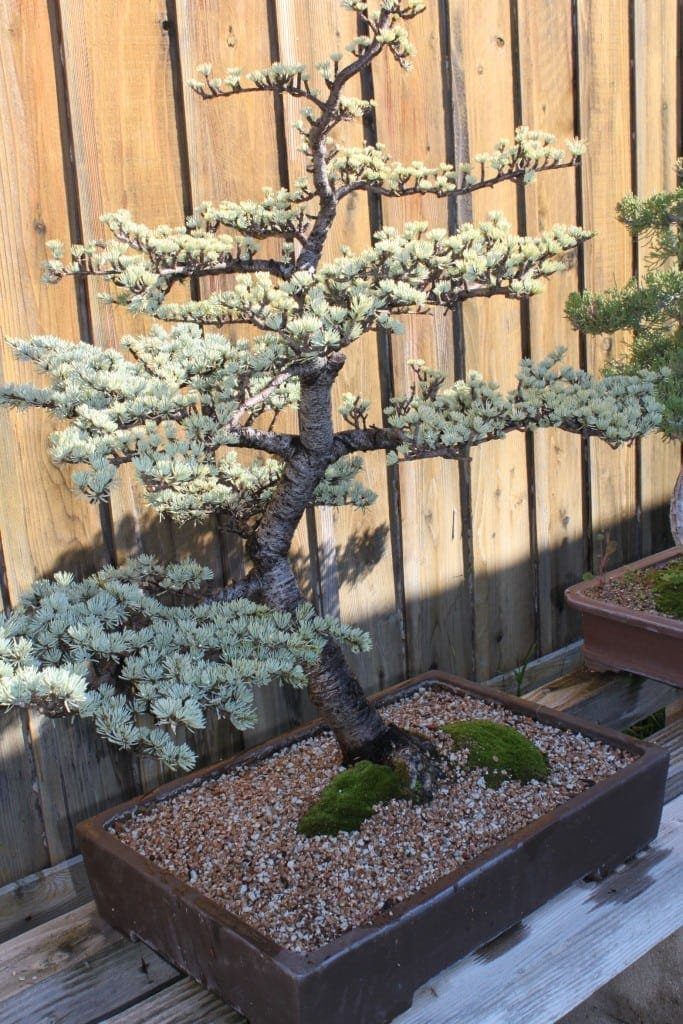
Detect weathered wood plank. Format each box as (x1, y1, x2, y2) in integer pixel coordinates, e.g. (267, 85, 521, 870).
(25, 711, 137, 871)
(371, 3, 471, 681)
(0, 0, 106, 602)
(0, 710, 47, 887)
(633, 0, 680, 554)
(517, 0, 585, 652)
(569, 676, 681, 732)
(653, 717, 683, 803)
(528, 665, 618, 712)
(0, 903, 114, 1003)
(488, 640, 584, 697)
(447, 0, 535, 679)
(102, 976, 244, 1024)
(0, 855, 90, 945)
(396, 794, 683, 1024)
(576, 0, 637, 568)
(58, 0, 216, 572)
(0, 900, 178, 1022)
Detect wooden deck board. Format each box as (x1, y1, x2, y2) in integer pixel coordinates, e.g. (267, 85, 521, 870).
(395, 796, 682, 1024)
(0, 902, 178, 1023)
(102, 976, 243, 1024)
(0, 855, 90, 945)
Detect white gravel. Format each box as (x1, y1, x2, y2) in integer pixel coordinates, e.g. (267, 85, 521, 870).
(111, 684, 635, 952)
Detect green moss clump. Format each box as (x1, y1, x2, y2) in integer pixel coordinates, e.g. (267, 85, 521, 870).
(653, 560, 683, 620)
(442, 719, 549, 789)
(297, 760, 410, 837)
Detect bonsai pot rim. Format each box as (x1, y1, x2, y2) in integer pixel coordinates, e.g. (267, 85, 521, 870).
(565, 546, 682, 687)
(565, 545, 682, 636)
(77, 672, 669, 981)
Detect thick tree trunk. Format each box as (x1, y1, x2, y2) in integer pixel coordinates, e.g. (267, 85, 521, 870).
(243, 358, 442, 798)
(670, 452, 683, 546)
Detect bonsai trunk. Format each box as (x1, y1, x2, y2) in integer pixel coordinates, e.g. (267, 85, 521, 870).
(242, 357, 442, 798)
(671, 448, 683, 546)
(248, 552, 442, 799)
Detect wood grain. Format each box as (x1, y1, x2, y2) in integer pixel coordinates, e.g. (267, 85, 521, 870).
(58, 0, 220, 572)
(0, 903, 178, 1023)
(447, 0, 535, 679)
(576, 0, 637, 568)
(0, 710, 47, 887)
(0, 855, 90, 944)
(102, 977, 244, 1023)
(0, 0, 106, 601)
(516, 0, 585, 650)
(633, 0, 680, 553)
(372, 5, 472, 681)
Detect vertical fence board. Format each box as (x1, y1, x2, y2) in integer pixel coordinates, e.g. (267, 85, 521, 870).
(517, 0, 584, 651)
(576, 0, 636, 568)
(372, 11, 472, 678)
(448, 0, 535, 679)
(0, 0, 107, 882)
(633, 0, 680, 552)
(275, 0, 405, 693)
(0, 0, 106, 601)
(58, 0, 221, 574)
(174, 0, 307, 745)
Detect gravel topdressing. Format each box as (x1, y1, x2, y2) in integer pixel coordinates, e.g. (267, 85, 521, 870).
(589, 555, 682, 619)
(111, 684, 636, 953)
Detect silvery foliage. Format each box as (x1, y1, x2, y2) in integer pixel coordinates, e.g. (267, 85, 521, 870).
(0, 558, 370, 770)
(0, 0, 664, 767)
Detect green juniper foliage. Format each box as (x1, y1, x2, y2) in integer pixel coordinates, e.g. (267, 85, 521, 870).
(566, 164, 682, 443)
(442, 720, 549, 789)
(0, 0, 665, 774)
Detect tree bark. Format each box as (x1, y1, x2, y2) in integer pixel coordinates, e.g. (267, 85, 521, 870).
(243, 358, 442, 797)
(670, 449, 683, 546)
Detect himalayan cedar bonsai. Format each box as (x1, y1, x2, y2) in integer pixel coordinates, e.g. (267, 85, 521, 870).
(0, 1, 663, 797)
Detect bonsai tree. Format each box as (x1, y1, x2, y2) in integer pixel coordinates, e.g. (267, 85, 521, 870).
(566, 163, 682, 543)
(0, 0, 663, 798)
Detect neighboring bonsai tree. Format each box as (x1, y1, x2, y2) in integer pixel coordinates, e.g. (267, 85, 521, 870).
(0, 1, 663, 798)
(566, 163, 682, 543)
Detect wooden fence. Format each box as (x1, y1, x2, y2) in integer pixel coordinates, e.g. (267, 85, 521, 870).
(0, 0, 680, 885)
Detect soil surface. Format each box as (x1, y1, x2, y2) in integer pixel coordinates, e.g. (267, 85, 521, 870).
(588, 555, 682, 619)
(112, 685, 635, 953)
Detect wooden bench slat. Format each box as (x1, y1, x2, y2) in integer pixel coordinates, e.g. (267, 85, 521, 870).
(526, 666, 617, 711)
(654, 717, 683, 802)
(568, 676, 681, 732)
(0, 855, 91, 945)
(0, 933, 178, 1024)
(102, 977, 244, 1024)
(0, 903, 113, 1003)
(394, 795, 683, 1024)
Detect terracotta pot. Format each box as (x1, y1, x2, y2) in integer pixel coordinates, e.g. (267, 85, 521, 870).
(565, 547, 683, 687)
(77, 673, 668, 1024)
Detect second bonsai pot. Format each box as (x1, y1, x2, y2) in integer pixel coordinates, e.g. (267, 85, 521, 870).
(77, 672, 668, 1024)
(565, 546, 682, 687)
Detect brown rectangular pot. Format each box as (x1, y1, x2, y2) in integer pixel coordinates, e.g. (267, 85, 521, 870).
(77, 673, 669, 1024)
(565, 546, 683, 687)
